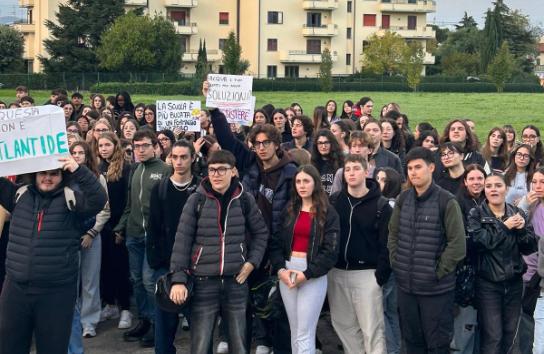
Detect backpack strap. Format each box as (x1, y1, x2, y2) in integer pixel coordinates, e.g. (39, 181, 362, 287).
(15, 185, 29, 204)
(374, 196, 390, 231)
(64, 186, 76, 211)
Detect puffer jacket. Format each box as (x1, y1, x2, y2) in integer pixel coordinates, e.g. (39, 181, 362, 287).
(170, 179, 269, 284)
(269, 206, 340, 280)
(6, 166, 107, 289)
(468, 201, 537, 282)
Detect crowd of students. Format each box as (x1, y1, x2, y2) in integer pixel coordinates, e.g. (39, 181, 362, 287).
(0, 82, 543, 354)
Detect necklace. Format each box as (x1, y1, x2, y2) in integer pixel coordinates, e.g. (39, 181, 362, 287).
(171, 176, 193, 192)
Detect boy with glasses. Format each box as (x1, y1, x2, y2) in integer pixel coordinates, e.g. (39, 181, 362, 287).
(169, 150, 268, 354)
(113, 130, 172, 347)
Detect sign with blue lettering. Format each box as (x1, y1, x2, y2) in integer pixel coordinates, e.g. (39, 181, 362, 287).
(0, 105, 68, 176)
(156, 100, 201, 132)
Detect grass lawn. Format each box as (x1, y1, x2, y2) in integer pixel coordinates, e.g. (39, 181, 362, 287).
(1, 89, 541, 139)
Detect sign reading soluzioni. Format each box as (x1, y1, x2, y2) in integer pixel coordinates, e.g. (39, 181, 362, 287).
(0, 105, 68, 176)
(156, 100, 201, 132)
(206, 74, 255, 126)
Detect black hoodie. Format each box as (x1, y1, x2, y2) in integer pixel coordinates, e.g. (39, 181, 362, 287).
(331, 178, 392, 285)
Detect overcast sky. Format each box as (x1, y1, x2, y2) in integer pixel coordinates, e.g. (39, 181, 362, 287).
(1, 0, 542, 28)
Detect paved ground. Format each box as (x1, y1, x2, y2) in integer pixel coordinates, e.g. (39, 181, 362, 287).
(73, 313, 343, 354)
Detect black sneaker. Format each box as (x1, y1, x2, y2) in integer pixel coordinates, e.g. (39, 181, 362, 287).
(123, 319, 150, 342)
(139, 324, 155, 348)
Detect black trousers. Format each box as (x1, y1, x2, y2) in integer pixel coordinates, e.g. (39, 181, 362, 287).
(0, 232, 7, 294)
(100, 229, 132, 310)
(397, 288, 455, 354)
(0, 277, 77, 354)
(476, 276, 523, 354)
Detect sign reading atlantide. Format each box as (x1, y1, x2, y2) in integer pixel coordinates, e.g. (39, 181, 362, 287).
(0, 105, 68, 176)
(206, 74, 255, 126)
(156, 100, 201, 132)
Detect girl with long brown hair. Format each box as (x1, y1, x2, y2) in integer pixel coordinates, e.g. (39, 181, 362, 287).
(269, 164, 340, 354)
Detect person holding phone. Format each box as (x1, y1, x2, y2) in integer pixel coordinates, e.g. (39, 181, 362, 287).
(269, 164, 340, 354)
(468, 173, 537, 353)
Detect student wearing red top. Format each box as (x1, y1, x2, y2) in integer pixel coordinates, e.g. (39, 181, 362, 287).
(269, 165, 340, 354)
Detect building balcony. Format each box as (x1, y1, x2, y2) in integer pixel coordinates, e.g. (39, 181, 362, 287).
(380, 26, 435, 39)
(173, 22, 198, 35)
(124, 0, 147, 6)
(302, 0, 338, 10)
(424, 52, 435, 65)
(302, 24, 338, 37)
(280, 50, 338, 63)
(164, 0, 198, 7)
(18, 0, 34, 7)
(380, 0, 436, 13)
(182, 49, 222, 62)
(13, 22, 35, 33)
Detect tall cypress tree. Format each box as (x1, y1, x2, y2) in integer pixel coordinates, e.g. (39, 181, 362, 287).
(480, 9, 500, 73)
(192, 39, 209, 94)
(41, 0, 125, 73)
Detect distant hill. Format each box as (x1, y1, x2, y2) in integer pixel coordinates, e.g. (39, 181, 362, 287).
(0, 16, 20, 25)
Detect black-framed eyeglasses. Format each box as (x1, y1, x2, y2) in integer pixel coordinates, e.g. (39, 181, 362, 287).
(253, 140, 273, 149)
(208, 167, 232, 176)
(515, 152, 530, 160)
(440, 151, 457, 159)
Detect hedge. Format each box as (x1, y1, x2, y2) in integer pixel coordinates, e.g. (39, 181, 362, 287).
(90, 81, 193, 95)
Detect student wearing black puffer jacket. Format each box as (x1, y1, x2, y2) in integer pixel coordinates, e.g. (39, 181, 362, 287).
(169, 151, 268, 354)
(0, 157, 107, 354)
(468, 173, 537, 354)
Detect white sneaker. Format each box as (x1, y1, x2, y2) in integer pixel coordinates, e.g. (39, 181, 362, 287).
(83, 327, 96, 338)
(100, 304, 120, 322)
(316, 350, 322, 354)
(118, 310, 133, 329)
(216, 341, 229, 354)
(256, 345, 272, 354)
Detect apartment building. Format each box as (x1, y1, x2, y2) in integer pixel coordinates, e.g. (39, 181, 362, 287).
(14, 0, 436, 77)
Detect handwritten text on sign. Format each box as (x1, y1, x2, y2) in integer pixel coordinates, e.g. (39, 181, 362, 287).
(206, 74, 254, 126)
(0, 105, 68, 176)
(156, 101, 201, 132)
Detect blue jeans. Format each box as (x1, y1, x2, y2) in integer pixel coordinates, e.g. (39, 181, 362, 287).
(68, 302, 84, 354)
(190, 276, 248, 354)
(451, 305, 477, 354)
(383, 274, 401, 354)
(126, 235, 155, 321)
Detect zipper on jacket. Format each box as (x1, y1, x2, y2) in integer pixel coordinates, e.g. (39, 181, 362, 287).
(288, 211, 301, 257)
(139, 164, 146, 236)
(37, 210, 44, 234)
(344, 196, 359, 269)
(240, 243, 245, 262)
(193, 247, 203, 269)
(221, 193, 241, 274)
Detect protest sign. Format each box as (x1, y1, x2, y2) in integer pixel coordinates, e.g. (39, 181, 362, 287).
(206, 74, 255, 126)
(0, 105, 68, 176)
(156, 101, 201, 132)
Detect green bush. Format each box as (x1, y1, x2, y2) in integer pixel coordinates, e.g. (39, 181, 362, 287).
(90, 81, 193, 95)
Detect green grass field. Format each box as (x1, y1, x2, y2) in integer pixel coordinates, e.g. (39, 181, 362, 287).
(1, 89, 541, 139)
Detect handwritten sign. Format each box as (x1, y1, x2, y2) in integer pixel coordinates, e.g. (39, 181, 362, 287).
(156, 101, 201, 132)
(206, 74, 255, 126)
(0, 105, 68, 176)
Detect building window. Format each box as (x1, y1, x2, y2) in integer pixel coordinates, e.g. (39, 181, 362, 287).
(171, 11, 187, 25)
(285, 65, 299, 79)
(267, 65, 277, 78)
(346, 54, 351, 65)
(267, 11, 283, 24)
(267, 39, 278, 51)
(347, 27, 352, 39)
(180, 37, 187, 52)
(382, 15, 390, 29)
(306, 39, 321, 54)
(218, 65, 225, 74)
(307, 12, 322, 27)
(363, 14, 376, 27)
(219, 38, 227, 50)
(362, 40, 370, 52)
(219, 12, 229, 25)
(408, 16, 417, 30)
(347, 1, 352, 13)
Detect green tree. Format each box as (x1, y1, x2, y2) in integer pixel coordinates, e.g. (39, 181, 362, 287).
(222, 31, 249, 75)
(400, 41, 425, 91)
(41, 0, 124, 73)
(487, 41, 514, 92)
(0, 25, 24, 73)
(319, 48, 333, 92)
(480, 8, 501, 72)
(362, 31, 406, 76)
(441, 52, 480, 76)
(191, 39, 209, 94)
(455, 12, 478, 30)
(97, 12, 182, 73)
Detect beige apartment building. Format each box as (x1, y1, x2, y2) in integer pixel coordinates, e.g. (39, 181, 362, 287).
(14, 0, 436, 78)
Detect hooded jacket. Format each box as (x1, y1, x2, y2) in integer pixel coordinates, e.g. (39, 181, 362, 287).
(170, 178, 269, 284)
(210, 108, 297, 235)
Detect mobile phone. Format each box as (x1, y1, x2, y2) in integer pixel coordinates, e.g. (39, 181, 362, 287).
(289, 272, 297, 284)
